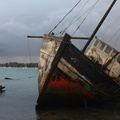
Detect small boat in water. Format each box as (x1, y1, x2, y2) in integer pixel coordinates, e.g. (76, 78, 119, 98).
(28, 0, 120, 108)
(0, 85, 5, 91)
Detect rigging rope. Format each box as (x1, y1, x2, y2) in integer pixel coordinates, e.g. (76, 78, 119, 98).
(72, 0, 99, 36)
(60, 0, 90, 35)
(99, 14, 120, 37)
(27, 38, 32, 62)
(107, 28, 120, 44)
(49, 0, 81, 34)
(114, 33, 120, 48)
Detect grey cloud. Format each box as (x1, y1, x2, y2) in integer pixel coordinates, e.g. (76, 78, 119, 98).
(0, 0, 119, 63)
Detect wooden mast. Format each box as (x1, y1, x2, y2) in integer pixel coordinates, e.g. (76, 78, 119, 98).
(82, 0, 117, 53)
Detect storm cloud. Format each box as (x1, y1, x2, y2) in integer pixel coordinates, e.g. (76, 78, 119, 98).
(0, 0, 120, 63)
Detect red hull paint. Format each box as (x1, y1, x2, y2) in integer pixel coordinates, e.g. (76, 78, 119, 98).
(46, 71, 97, 99)
(36, 34, 120, 109)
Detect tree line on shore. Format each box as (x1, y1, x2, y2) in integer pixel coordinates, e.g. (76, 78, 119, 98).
(0, 62, 38, 68)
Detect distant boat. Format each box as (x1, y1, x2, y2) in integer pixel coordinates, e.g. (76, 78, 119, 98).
(5, 77, 13, 80)
(28, 0, 120, 108)
(0, 85, 5, 91)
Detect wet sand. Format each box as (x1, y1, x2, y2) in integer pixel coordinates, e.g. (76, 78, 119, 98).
(36, 102, 120, 120)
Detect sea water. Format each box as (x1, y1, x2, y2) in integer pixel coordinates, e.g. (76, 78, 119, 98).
(0, 67, 38, 120)
(0, 67, 120, 120)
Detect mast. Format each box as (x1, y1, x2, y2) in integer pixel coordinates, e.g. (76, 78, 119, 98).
(82, 0, 117, 53)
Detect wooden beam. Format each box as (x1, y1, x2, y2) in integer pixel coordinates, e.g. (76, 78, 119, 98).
(27, 36, 43, 38)
(71, 37, 89, 40)
(27, 35, 89, 40)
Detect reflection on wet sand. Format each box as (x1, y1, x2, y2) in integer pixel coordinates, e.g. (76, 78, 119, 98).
(0, 90, 5, 96)
(36, 102, 120, 120)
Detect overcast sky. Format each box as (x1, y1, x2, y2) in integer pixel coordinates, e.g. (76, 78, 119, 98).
(0, 0, 120, 63)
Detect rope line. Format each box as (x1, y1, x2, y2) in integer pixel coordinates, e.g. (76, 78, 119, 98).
(107, 28, 120, 44)
(113, 33, 120, 48)
(49, 0, 81, 34)
(59, 0, 90, 35)
(59, 0, 99, 36)
(27, 38, 32, 62)
(72, 0, 99, 36)
(99, 14, 120, 37)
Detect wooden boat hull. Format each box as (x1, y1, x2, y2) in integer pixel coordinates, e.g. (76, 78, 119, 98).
(36, 34, 120, 108)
